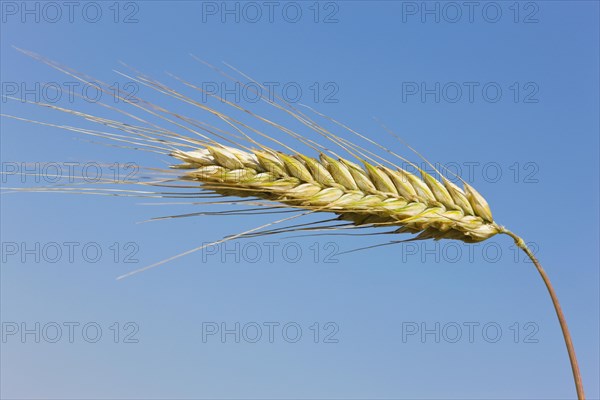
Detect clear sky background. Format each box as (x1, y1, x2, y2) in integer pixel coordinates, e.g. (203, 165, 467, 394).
(1, 1, 599, 399)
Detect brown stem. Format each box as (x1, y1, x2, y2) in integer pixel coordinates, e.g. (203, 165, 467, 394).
(500, 228, 584, 400)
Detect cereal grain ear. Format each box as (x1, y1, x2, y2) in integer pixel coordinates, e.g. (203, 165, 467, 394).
(172, 146, 501, 243)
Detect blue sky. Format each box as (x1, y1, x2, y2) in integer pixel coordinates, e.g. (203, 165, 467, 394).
(1, 1, 599, 399)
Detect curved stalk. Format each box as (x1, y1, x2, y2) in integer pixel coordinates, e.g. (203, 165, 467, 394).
(499, 227, 584, 399)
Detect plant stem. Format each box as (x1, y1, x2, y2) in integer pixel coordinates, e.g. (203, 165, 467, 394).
(500, 228, 584, 400)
